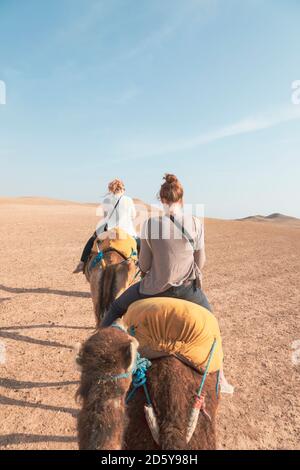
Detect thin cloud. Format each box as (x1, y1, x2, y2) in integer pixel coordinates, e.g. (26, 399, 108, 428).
(95, 87, 141, 105)
(110, 105, 300, 162)
(56, 0, 106, 41)
(123, 24, 177, 61)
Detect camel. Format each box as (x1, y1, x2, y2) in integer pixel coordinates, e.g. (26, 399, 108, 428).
(76, 323, 220, 450)
(79, 237, 220, 450)
(85, 249, 137, 328)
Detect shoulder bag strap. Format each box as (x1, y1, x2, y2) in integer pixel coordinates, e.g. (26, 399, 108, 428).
(169, 214, 195, 251)
(107, 195, 122, 222)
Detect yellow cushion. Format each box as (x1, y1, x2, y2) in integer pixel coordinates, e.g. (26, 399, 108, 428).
(123, 297, 223, 373)
(92, 227, 137, 261)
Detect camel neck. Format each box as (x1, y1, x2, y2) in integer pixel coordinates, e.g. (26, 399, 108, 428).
(84, 396, 127, 450)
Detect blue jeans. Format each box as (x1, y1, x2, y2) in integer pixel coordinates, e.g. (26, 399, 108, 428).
(101, 281, 212, 327)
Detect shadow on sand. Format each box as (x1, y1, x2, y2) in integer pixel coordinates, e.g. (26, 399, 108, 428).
(0, 433, 76, 446)
(0, 323, 94, 331)
(0, 394, 78, 417)
(0, 378, 79, 390)
(0, 330, 73, 349)
(0, 284, 91, 299)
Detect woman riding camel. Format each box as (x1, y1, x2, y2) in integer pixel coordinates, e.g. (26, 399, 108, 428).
(101, 173, 234, 394)
(101, 173, 210, 320)
(73, 178, 137, 273)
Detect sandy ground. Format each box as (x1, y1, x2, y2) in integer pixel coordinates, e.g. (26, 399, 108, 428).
(0, 199, 299, 450)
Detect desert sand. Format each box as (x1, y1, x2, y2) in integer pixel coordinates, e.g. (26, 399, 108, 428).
(0, 198, 299, 450)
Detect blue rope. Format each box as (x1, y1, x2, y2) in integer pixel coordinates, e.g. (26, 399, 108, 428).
(91, 251, 104, 270)
(216, 370, 221, 397)
(197, 338, 217, 397)
(126, 352, 152, 405)
(111, 323, 152, 405)
(128, 325, 135, 336)
(126, 324, 153, 405)
(98, 371, 132, 383)
(111, 322, 127, 333)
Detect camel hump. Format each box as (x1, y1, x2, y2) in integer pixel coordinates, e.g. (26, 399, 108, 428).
(123, 297, 223, 373)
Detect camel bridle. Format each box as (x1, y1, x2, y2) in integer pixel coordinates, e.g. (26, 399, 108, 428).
(87, 247, 140, 286)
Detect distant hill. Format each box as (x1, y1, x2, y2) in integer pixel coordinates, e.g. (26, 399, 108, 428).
(237, 213, 300, 226)
(0, 196, 160, 211)
(0, 196, 103, 207)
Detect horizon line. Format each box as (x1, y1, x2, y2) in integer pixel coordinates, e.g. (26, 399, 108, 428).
(0, 195, 299, 222)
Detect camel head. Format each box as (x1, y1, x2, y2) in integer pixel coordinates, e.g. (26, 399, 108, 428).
(75, 324, 138, 399)
(76, 324, 138, 450)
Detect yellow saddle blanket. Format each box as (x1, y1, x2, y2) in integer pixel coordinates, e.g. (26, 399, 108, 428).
(92, 227, 138, 261)
(123, 297, 223, 373)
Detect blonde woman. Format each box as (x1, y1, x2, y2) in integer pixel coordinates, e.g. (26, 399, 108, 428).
(73, 179, 137, 273)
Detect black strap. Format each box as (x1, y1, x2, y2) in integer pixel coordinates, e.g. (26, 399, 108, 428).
(103, 196, 122, 231)
(169, 215, 195, 250)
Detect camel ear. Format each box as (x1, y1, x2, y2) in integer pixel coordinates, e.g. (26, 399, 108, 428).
(72, 342, 83, 371)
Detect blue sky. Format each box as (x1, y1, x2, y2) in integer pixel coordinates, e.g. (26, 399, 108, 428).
(0, 0, 299, 218)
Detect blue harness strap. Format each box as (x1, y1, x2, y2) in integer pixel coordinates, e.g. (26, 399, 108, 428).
(90, 251, 104, 270)
(125, 325, 153, 406)
(111, 322, 127, 333)
(126, 353, 152, 405)
(216, 370, 221, 396)
(110, 322, 152, 405)
(97, 371, 132, 383)
(196, 338, 217, 398)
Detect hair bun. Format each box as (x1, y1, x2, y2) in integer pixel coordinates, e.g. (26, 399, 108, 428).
(108, 178, 125, 194)
(159, 173, 183, 203)
(164, 174, 178, 185)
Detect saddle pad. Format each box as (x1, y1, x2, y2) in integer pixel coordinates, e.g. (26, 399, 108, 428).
(123, 297, 223, 373)
(92, 227, 137, 261)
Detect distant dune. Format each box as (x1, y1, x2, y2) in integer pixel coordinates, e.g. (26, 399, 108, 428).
(236, 212, 300, 226)
(0, 196, 160, 213)
(0, 197, 86, 206)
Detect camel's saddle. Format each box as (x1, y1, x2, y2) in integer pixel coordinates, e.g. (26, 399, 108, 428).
(92, 227, 138, 262)
(122, 297, 223, 374)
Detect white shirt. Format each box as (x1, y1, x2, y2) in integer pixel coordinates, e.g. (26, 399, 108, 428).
(96, 193, 137, 237)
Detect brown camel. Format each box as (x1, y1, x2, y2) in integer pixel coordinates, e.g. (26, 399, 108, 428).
(85, 250, 137, 328)
(76, 324, 220, 450)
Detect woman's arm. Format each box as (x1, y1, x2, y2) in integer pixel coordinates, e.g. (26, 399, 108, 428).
(130, 198, 137, 220)
(194, 248, 206, 270)
(102, 196, 111, 218)
(194, 218, 206, 270)
(139, 219, 152, 273)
